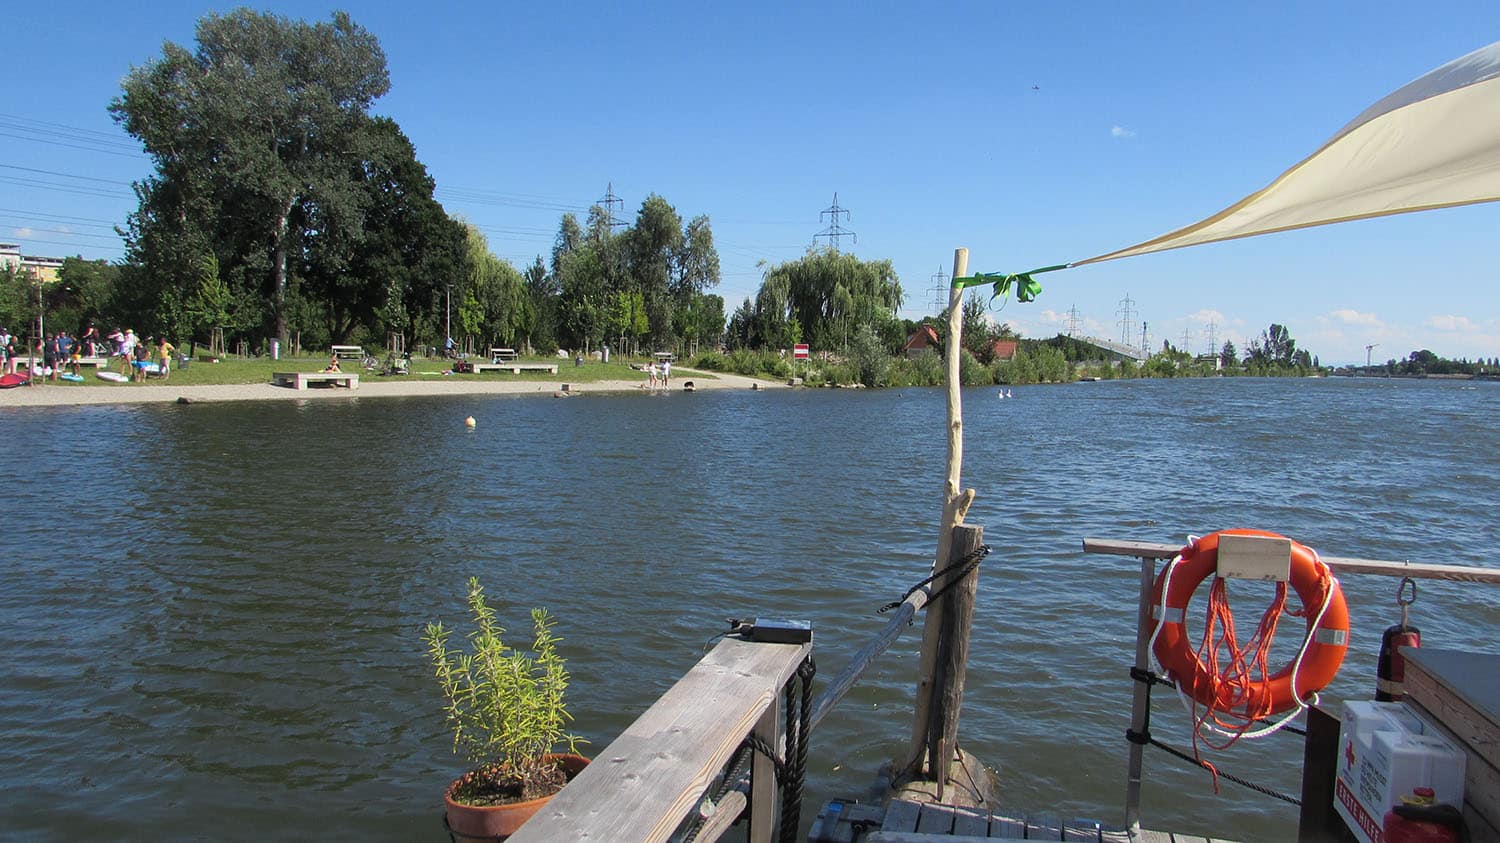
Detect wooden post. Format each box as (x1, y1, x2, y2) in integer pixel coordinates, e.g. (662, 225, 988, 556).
(749, 700, 781, 843)
(905, 247, 974, 778)
(1123, 555, 1156, 834)
(927, 524, 984, 799)
(1297, 705, 1345, 843)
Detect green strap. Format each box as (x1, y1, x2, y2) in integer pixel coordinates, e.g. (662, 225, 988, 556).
(951, 263, 1069, 303)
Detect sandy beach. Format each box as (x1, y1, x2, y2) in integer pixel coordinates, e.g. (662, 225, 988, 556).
(0, 368, 785, 409)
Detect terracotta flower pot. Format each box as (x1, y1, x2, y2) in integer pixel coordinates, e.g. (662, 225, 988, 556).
(444, 753, 590, 841)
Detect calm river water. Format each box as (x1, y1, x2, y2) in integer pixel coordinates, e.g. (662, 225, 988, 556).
(1, 377, 1497, 841)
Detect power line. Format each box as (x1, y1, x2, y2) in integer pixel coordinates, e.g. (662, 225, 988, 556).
(813, 192, 855, 250)
(0, 176, 132, 200)
(0, 163, 134, 186)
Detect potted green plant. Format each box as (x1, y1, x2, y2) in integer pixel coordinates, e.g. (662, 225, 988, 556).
(424, 577, 588, 840)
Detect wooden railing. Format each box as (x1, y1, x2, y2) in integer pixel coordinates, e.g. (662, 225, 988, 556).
(1083, 536, 1500, 839)
(508, 636, 811, 843)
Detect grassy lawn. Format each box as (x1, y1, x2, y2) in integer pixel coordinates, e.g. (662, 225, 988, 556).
(31, 354, 715, 387)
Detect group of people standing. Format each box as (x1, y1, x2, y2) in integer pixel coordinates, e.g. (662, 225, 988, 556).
(0, 324, 175, 382)
(644, 358, 672, 389)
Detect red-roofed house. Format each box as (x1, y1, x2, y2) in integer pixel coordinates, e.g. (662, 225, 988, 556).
(903, 325, 941, 358)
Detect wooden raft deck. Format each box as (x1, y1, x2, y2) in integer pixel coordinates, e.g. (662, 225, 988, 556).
(812, 798, 1238, 842)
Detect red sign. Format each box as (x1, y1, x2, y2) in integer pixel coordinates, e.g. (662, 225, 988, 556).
(793, 343, 809, 360)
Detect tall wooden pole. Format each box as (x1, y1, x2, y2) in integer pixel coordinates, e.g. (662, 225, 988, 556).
(903, 247, 974, 778)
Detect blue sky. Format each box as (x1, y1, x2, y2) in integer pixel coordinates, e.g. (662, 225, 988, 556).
(6, 1, 1498, 365)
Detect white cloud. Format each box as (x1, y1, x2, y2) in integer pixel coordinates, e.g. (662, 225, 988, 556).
(1037, 309, 1065, 324)
(14, 227, 34, 238)
(1423, 314, 1478, 332)
(1327, 309, 1384, 327)
(1111, 126, 1136, 139)
(1187, 309, 1227, 325)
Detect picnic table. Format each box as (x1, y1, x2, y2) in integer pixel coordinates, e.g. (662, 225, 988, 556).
(489, 347, 518, 362)
(330, 345, 365, 360)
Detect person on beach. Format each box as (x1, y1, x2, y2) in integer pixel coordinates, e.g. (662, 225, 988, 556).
(67, 335, 83, 377)
(118, 329, 138, 376)
(157, 337, 175, 382)
(323, 354, 341, 373)
(44, 334, 60, 381)
(646, 361, 658, 389)
(660, 358, 670, 388)
(132, 338, 152, 382)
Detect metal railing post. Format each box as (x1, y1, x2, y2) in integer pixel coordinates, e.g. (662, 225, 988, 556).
(1124, 555, 1156, 834)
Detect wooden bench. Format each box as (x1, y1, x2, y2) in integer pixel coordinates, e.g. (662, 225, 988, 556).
(465, 362, 559, 375)
(271, 371, 359, 390)
(330, 345, 365, 360)
(489, 347, 518, 362)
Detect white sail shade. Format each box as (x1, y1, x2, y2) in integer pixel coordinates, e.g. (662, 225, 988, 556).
(1073, 40, 1500, 267)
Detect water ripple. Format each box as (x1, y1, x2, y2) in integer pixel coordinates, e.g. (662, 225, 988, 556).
(0, 377, 1495, 838)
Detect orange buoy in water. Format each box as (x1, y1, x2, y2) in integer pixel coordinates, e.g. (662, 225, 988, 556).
(464, 416, 476, 428)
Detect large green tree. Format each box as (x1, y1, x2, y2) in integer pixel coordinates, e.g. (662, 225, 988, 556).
(751, 247, 901, 352)
(112, 9, 390, 344)
(301, 117, 467, 345)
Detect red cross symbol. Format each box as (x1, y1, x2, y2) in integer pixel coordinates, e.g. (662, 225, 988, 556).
(1344, 739, 1356, 771)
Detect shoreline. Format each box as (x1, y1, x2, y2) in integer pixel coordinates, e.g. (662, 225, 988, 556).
(0, 368, 786, 410)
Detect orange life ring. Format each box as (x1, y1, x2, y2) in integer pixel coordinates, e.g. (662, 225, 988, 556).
(1150, 529, 1349, 717)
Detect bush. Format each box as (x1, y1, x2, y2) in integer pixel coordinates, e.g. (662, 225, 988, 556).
(848, 325, 890, 387)
(960, 349, 992, 385)
(692, 351, 726, 371)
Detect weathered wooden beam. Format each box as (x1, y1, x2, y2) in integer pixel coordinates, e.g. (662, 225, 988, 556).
(1296, 705, 1345, 843)
(809, 583, 929, 731)
(928, 525, 984, 800)
(508, 637, 810, 843)
(749, 702, 780, 843)
(692, 789, 747, 843)
(1082, 537, 1500, 583)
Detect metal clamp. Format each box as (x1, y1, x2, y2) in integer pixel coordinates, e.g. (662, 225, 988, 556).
(1397, 575, 1417, 627)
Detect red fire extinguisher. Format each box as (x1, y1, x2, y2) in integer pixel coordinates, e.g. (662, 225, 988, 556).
(1376, 577, 1420, 702)
(1383, 787, 1465, 843)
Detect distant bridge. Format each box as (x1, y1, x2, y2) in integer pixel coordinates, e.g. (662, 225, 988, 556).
(1073, 334, 1150, 361)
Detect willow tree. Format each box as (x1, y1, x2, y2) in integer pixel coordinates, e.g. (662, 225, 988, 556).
(112, 9, 390, 345)
(754, 247, 902, 352)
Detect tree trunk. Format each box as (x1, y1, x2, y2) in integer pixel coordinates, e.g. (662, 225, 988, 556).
(272, 195, 295, 345)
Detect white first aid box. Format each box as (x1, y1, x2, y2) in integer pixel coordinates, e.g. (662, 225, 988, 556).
(1334, 700, 1466, 843)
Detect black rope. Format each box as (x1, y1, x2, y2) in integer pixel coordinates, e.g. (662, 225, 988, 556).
(878, 544, 991, 614)
(1146, 737, 1302, 806)
(682, 654, 816, 843)
(1126, 665, 1301, 806)
(782, 656, 816, 843)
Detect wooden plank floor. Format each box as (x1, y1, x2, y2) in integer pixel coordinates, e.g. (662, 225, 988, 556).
(811, 798, 1240, 842)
